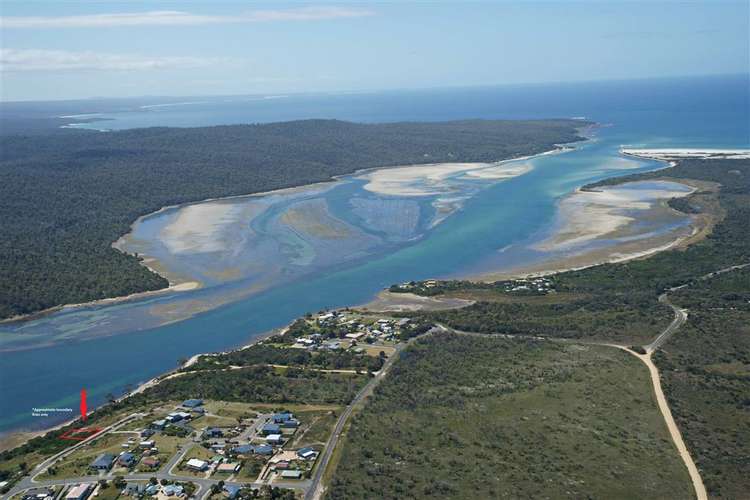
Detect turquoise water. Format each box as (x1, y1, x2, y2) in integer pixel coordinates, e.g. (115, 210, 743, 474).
(1, 75, 748, 434)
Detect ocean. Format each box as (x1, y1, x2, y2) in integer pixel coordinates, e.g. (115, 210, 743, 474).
(1, 74, 748, 435)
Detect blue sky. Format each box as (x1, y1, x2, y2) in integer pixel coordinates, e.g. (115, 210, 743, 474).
(1, 1, 748, 101)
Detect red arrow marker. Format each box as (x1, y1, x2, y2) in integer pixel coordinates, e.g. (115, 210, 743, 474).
(80, 389, 88, 422)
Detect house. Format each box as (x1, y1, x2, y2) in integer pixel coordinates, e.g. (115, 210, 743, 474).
(232, 444, 254, 455)
(162, 485, 183, 497)
(140, 428, 155, 438)
(210, 443, 226, 452)
(182, 398, 203, 408)
(261, 423, 281, 435)
(185, 458, 208, 471)
(89, 453, 115, 471)
(273, 461, 289, 470)
(321, 341, 342, 350)
(141, 456, 160, 469)
(118, 452, 137, 467)
(397, 318, 411, 327)
(203, 427, 223, 438)
(317, 312, 336, 323)
(281, 419, 299, 429)
(191, 407, 206, 415)
(122, 483, 144, 497)
(223, 485, 241, 500)
(151, 419, 167, 430)
(22, 488, 54, 500)
(253, 444, 274, 455)
(65, 484, 91, 500)
(144, 484, 159, 496)
(166, 412, 191, 423)
(216, 462, 241, 473)
(297, 447, 317, 460)
(265, 434, 283, 444)
(280, 470, 303, 479)
(272, 413, 293, 424)
(139, 440, 155, 449)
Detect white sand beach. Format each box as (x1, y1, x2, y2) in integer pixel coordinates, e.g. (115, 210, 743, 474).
(622, 148, 750, 160)
(358, 161, 534, 197)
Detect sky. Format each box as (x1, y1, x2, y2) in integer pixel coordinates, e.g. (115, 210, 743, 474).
(1, 1, 748, 101)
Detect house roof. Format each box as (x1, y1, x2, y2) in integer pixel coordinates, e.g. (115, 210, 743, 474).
(254, 444, 273, 454)
(65, 484, 91, 499)
(233, 444, 254, 454)
(182, 398, 203, 407)
(223, 485, 240, 498)
(186, 458, 207, 468)
(217, 463, 240, 471)
(162, 485, 183, 495)
(90, 453, 115, 468)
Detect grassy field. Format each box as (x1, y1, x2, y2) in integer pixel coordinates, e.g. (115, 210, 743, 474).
(327, 332, 692, 499)
(653, 267, 750, 499)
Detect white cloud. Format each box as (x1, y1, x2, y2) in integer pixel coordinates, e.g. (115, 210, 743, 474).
(0, 7, 374, 29)
(0, 49, 237, 72)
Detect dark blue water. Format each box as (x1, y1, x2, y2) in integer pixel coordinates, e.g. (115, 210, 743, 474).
(1, 74, 748, 435)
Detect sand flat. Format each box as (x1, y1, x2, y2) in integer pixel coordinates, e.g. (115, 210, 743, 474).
(160, 201, 263, 254)
(358, 161, 533, 197)
(535, 181, 695, 251)
(461, 162, 533, 179)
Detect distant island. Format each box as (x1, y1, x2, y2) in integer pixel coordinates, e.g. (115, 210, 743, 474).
(0, 119, 588, 320)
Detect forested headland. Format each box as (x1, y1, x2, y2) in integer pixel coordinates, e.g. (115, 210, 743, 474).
(0, 119, 587, 319)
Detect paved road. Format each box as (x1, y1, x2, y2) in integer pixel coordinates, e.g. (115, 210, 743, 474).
(645, 293, 689, 353)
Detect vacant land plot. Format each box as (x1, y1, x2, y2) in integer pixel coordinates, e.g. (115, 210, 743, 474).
(289, 408, 340, 449)
(327, 333, 692, 499)
(44, 433, 125, 479)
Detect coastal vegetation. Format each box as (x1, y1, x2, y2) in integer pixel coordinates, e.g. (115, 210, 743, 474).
(147, 365, 367, 405)
(326, 332, 692, 499)
(653, 267, 750, 498)
(0, 119, 587, 319)
(184, 344, 385, 373)
(416, 158, 749, 346)
(391, 157, 749, 497)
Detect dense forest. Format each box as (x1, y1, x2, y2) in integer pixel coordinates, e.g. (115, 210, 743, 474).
(0, 119, 587, 319)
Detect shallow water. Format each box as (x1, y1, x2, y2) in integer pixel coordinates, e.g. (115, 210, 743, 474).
(1, 74, 748, 434)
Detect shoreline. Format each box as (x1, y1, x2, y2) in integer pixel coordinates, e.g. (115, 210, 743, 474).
(2, 139, 586, 326)
(0, 140, 723, 454)
(0, 323, 288, 452)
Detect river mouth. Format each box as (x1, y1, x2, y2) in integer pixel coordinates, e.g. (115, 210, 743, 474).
(0, 143, 702, 353)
